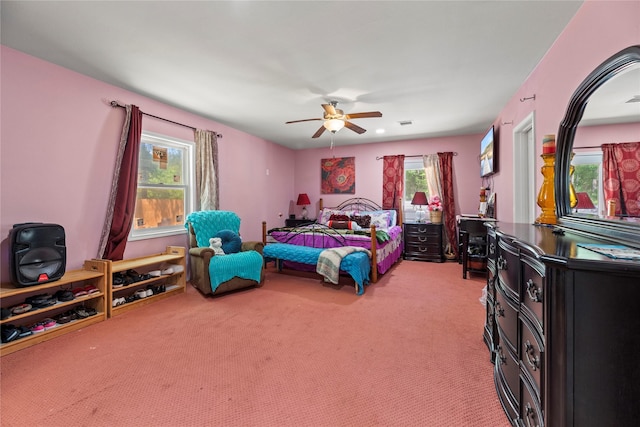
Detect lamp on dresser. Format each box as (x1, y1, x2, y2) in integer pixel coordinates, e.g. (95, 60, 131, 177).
(296, 193, 311, 219)
(411, 191, 428, 222)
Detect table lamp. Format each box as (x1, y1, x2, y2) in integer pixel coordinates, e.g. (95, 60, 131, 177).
(296, 193, 311, 219)
(411, 191, 428, 222)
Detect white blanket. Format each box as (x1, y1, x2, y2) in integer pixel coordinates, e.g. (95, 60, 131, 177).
(316, 246, 371, 285)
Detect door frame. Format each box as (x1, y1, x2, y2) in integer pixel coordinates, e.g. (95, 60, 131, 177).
(513, 112, 536, 223)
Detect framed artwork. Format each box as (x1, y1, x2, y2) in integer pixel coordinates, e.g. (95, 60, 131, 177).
(321, 157, 355, 194)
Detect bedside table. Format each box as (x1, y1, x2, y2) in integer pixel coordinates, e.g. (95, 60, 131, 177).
(403, 222, 444, 262)
(285, 218, 315, 227)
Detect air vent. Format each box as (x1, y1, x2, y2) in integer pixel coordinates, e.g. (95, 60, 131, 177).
(398, 120, 413, 126)
(625, 95, 640, 103)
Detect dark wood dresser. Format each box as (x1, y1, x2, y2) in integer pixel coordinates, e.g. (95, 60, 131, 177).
(485, 222, 640, 427)
(403, 222, 444, 262)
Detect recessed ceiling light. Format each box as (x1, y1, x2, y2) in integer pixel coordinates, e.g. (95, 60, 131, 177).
(398, 120, 413, 126)
(376, 129, 385, 134)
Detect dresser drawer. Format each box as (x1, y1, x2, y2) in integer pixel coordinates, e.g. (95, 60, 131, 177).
(495, 343, 520, 419)
(521, 254, 544, 333)
(520, 375, 544, 427)
(497, 238, 519, 300)
(520, 315, 543, 397)
(404, 223, 441, 237)
(495, 285, 518, 353)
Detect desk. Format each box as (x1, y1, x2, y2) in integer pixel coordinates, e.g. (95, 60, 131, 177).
(457, 215, 496, 279)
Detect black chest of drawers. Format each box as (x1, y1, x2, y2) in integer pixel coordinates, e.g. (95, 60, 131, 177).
(403, 222, 443, 262)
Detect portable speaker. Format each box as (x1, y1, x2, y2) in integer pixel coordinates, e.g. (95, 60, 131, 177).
(9, 223, 66, 287)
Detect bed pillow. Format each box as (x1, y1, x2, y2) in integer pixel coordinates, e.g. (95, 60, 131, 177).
(319, 209, 355, 225)
(350, 214, 371, 228)
(329, 213, 351, 222)
(214, 229, 242, 254)
(361, 210, 396, 227)
(327, 220, 361, 230)
(361, 211, 391, 229)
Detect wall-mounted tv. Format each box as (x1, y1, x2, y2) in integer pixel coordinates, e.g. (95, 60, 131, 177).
(480, 126, 497, 177)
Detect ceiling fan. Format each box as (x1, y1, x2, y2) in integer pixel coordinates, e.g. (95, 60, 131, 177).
(285, 101, 382, 138)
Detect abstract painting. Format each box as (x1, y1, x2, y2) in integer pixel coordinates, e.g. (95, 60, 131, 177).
(321, 157, 355, 194)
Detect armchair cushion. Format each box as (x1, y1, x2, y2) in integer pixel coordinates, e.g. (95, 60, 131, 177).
(215, 229, 242, 254)
(209, 250, 263, 291)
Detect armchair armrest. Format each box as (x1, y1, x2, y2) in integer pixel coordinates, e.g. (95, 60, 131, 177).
(241, 241, 264, 255)
(188, 247, 214, 294)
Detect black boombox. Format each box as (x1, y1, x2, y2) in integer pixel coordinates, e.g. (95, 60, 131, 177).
(9, 223, 67, 287)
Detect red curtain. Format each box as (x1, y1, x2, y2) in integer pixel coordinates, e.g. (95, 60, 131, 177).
(101, 105, 143, 260)
(382, 155, 405, 210)
(602, 142, 640, 216)
(438, 152, 457, 258)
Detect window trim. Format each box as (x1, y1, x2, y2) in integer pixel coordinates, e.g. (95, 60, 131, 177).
(128, 131, 195, 241)
(403, 157, 428, 222)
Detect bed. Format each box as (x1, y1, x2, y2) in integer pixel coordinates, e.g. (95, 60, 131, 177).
(261, 197, 403, 290)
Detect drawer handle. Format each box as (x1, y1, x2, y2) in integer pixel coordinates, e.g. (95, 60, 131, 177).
(524, 340, 540, 371)
(418, 236, 429, 242)
(418, 227, 427, 233)
(525, 402, 540, 427)
(494, 301, 504, 318)
(419, 247, 428, 252)
(497, 256, 507, 270)
(495, 345, 506, 365)
(526, 279, 543, 303)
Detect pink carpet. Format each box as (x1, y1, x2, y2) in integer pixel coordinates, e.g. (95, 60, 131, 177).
(0, 260, 508, 427)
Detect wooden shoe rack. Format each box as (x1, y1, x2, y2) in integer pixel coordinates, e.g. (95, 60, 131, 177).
(0, 260, 108, 356)
(105, 246, 186, 318)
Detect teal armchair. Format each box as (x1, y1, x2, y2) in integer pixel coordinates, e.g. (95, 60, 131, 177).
(185, 211, 264, 296)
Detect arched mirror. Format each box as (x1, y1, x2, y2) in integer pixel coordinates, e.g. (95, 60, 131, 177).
(555, 45, 640, 248)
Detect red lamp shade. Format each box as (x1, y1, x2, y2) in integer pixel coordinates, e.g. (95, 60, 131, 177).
(296, 193, 311, 206)
(576, 192, 595, 210)
(411, 191, 428, 206)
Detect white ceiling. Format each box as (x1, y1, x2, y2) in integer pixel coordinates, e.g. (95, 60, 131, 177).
(1, 0, 586, 150)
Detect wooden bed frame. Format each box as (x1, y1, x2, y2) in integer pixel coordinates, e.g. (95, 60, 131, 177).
(261, 197, 403, 284)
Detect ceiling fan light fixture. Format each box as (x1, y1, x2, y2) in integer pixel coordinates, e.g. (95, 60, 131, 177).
(324, 118, 345, 133)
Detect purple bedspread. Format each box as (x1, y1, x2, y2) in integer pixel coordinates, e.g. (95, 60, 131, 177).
(269, 225, 403, 274)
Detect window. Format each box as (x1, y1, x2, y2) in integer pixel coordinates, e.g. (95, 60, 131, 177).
(572, 152, 603, 215)
(129, 132, 195, 241)
(403, 157, 429, 221)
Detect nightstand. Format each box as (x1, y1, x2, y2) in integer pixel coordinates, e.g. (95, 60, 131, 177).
(285, 218, 315, 227)
(403, 222, 444, 262)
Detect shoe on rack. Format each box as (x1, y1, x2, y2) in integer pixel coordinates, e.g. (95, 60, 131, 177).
(41, 318, 57, 330)
(30, 322, 45, 333)
(10, 303, 33, 315)
(134, 289, 147, 299)
(1, 324, 20, 343)
(54, 289, 75, 302)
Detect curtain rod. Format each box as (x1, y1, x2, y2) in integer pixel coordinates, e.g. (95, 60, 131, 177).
(573, 145, 602, 150)
(110, 101, 222, 138)
(376, 153, 457, 160)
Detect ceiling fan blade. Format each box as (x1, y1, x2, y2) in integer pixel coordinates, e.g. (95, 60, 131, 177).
(312, 126, 326, 138)
(322, 103, 337, 116)
(344, 111, 382, 119)
(285, 118, 322, 124)
(344, 121, 366, 134)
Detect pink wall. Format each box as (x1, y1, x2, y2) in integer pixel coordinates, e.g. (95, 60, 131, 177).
(0, 46, 294, 281)
(574, 122, 640, 148)
(489, 0, 640, 221)
(291, 134, 484, 221)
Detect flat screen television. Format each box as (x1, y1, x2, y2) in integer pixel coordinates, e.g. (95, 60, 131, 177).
(480, 126, 497, 177)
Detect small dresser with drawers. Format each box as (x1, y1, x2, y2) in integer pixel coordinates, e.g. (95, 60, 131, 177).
(402, 222, 444, 262)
